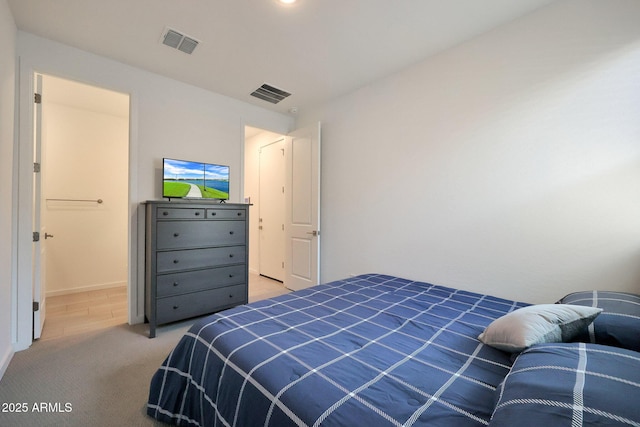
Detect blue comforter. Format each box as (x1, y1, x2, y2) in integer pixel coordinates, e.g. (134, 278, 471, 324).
(147, 274, 528, 426)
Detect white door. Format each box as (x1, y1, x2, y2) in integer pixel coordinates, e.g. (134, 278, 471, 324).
(259, 139, 285, 281)
(285, 123, 321, 291)
(32, 74, 46, 339)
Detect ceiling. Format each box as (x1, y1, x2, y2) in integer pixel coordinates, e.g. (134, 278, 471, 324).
(8, 0, 557, 115)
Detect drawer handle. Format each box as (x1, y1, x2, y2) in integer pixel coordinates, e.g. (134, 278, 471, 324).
(173, 282, 179, 287)
(173, 259, 179, 264)
(229, 294, 234, 298)
(229, 254, 234, 258)
(237, 212, 242, 216)
(229, 274, 234, 278)
(211, 212, 217, 216)
(195, 212, 201, 216)
(173, 233, 180, 237)
(229, 231, 234, 235)
(162, 211, 169, 216)
(173, 305, 179, 310)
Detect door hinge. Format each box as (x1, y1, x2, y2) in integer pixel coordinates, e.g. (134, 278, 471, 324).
(34, 162, 41, 173)
(33, 231, 40, 242)
(34, 93, 42, 104)
(282, 261, 285, 268)
(33, 301, 40, 312)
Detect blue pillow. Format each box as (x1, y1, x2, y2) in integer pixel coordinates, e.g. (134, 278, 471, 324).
(558, 291, 640, 352)
(489, 343, 640, 426)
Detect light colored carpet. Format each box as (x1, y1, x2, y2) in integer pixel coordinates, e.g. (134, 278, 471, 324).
(0, 321, 192, 426)
(0, 275, 290, 426)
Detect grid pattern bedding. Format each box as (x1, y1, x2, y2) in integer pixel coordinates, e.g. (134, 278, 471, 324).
(490, 342, 640, 426)
(147, 274, 529, 426)
(558, 290, 640, 351)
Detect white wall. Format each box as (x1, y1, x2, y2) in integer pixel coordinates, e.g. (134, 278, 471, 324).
(299, 0, 640, 303)
(42, 76, 129, 295)
(0, 0, 16, 378)
(13, 31, 294, 348)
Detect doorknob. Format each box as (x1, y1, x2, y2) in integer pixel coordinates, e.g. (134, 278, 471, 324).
(306, 230, 319, 236)
(44, 233, 54, 239)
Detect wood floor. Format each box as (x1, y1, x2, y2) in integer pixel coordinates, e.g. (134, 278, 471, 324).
(40, 273, 290, 341)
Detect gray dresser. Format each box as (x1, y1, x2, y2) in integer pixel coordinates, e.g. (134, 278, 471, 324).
(144, 200, 249, 337)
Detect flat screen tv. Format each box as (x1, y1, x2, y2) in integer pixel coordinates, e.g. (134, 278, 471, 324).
(163, 158, 229, 200)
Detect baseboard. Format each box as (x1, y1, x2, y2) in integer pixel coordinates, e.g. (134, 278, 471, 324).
(0, 345, 14, 382)
(46, 281, 127, 298)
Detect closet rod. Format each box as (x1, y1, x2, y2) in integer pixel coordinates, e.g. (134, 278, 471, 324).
(46, 198, 103, 204)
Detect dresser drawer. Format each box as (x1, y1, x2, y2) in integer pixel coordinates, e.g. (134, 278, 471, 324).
(206, 209, 246, 219)
(145, 202, 249, 337)
(156, 284, 247, 324)
(156, 207, 205, 219)
(157, 220, 245, 249)
(156, 265, 246, 297)
(156, 246, 246, 273)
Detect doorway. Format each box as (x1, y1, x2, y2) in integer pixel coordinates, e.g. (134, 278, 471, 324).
(244, 126, 287, 293)
(37, 74, 130, 340)
(244, 124, 321, 292)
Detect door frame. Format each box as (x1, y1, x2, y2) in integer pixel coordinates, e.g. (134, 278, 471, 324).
(32, 73, 44, 339)
(13, 63, 138, 351)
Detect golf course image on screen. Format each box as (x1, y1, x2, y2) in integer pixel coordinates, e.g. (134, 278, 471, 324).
(163, 158, 229, 199)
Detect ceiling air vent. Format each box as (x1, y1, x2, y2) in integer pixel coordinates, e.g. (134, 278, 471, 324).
(161, 27, 199, 54)
(250, 84, 291, 104)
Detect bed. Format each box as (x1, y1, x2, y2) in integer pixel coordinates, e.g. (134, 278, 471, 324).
(147, 274, 640, 426)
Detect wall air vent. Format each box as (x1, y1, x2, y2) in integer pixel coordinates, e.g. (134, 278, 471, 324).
(250, 83, 292, 104)
(161, 27, 199, 54)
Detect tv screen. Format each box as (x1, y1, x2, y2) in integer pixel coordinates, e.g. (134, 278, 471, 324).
(163, 158, 229, 200)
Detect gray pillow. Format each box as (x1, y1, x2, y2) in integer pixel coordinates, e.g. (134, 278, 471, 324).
(478, 304, 602, 352)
